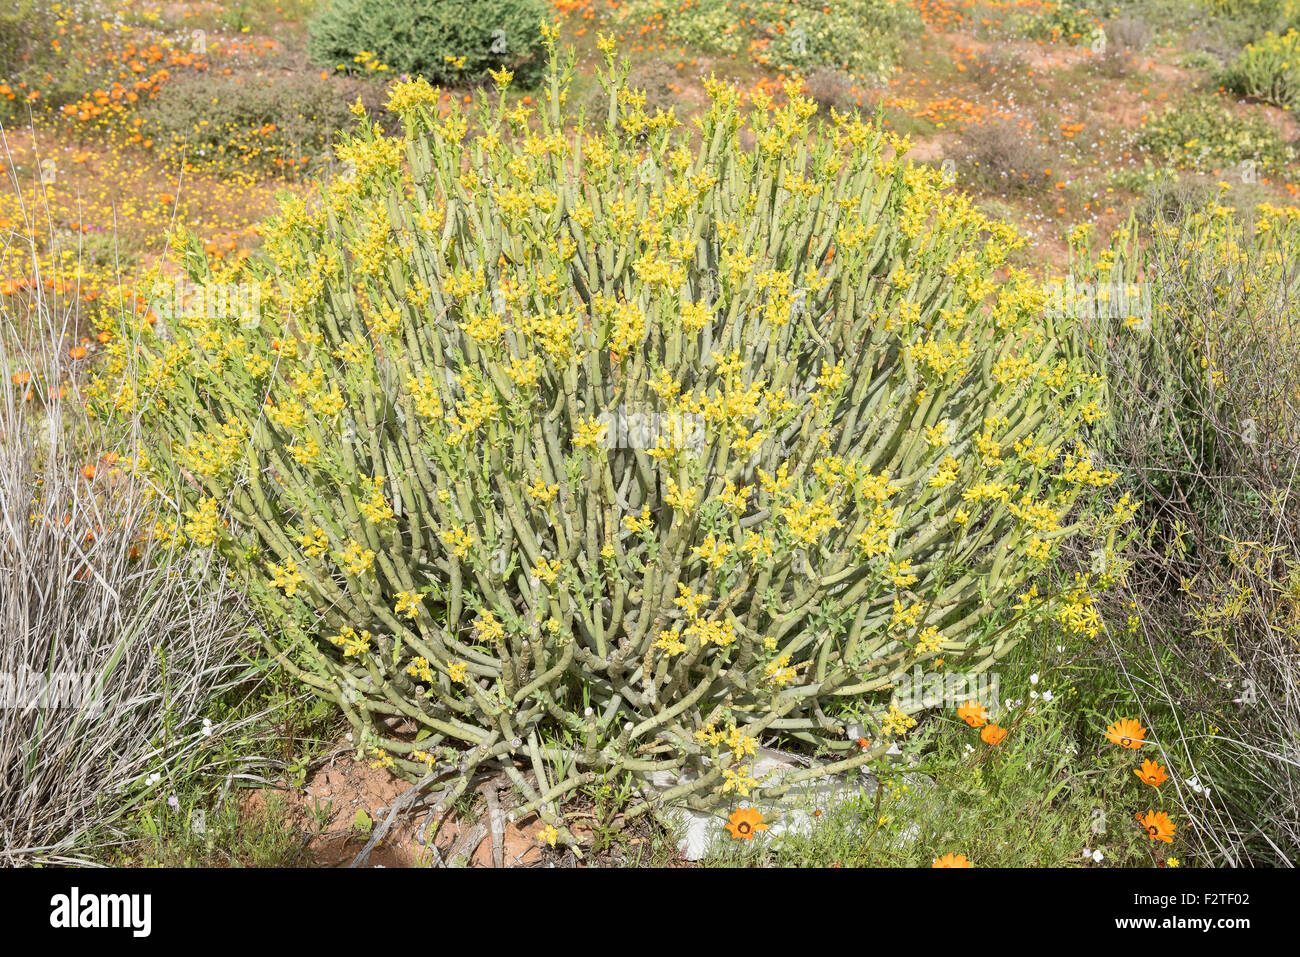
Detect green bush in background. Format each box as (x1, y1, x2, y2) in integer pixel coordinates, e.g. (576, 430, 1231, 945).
(307, 0, 550, 87)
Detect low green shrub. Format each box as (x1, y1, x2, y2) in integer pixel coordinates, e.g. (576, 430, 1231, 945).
(620, 0, 920, 81)
(1139, 95, 1297, 174)
(307, 0, 550, 88)
(0, 0, 112, 120)
(1017, 2, 1104, 47)
(1202, 0, 1300, 36)
(142, 70, 356, 181)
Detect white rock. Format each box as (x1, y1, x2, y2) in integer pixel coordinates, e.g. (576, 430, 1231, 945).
(657, 747, 914, 861)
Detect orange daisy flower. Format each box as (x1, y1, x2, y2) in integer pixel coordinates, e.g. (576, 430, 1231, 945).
(725, 807, 769, 841)
(933, 853, 973, 867)
(1136, 809, 1175, 843)
(980, 723, 1007, 746)
(957, 700, 987, 728)
(1134, 760, 1168, 787)
(1105, 717, 1146, 749)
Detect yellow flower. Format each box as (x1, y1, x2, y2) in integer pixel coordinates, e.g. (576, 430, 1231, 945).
(329, 627, 372, 657)
(655, 630, 688, 656)
(532, 557, 563, 586)
(916, 626, 944, 654)
(882, 703, 918, 737)
(183, 496, 222, 547)
(885, 559, 919, 588)
(472, 612, 505, 644)
(692, 534, 733, 569)
(300, 525, 329, 559)
(663, 477, 699, 513)
(386, 75, 437, 115)
(721, 766, 760, 796)
(573, 416, 609, 449)
(443, 526, 475, 559)
(525, 479, 558, 504)
(406, 656, 434, 683)
(726, 727, 758, 759)
(340, 540, 376, 576)
(358, 476, 395, 524)
(395, 591, 422, 619)
(268, 558, 305, 597)
(764, 654, 796, 686)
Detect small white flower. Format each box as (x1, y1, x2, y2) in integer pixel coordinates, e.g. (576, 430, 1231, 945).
(1029, 673, 1039, 685)
(1042, 690, 1054, 702)
(201, 718, 213, 738)
(1056, 645, 1064, 653)
(145, 772, 161, 787)
(167, 794, 179, 811)
(1092, 849, 1103, 863)
(1030, 690, 1038, 700)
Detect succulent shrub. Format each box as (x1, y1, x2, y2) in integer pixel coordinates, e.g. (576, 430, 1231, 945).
(98, 39, 1130, 837)
(308, 0, 549, 88)
(1221, 29, 1300, 110)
